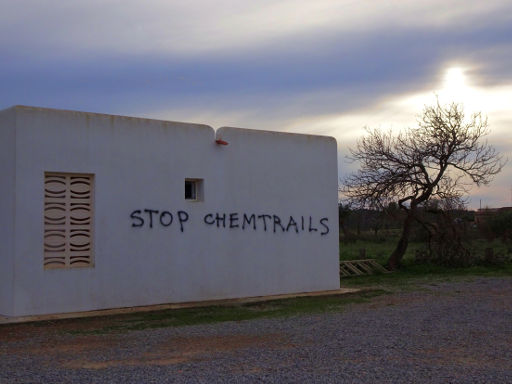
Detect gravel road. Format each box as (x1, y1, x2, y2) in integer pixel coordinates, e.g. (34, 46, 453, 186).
(1, 277, 511, 383)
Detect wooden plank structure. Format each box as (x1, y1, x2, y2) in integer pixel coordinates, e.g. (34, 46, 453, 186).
(339, 259, 391, 277)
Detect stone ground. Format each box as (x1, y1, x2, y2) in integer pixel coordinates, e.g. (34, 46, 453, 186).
(1, 277, 511, 383)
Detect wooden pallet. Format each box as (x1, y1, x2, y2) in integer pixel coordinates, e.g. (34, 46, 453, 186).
(339, 259, 391, 277)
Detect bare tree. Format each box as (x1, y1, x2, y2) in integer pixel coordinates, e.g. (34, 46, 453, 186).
(342, 100, 505, 269)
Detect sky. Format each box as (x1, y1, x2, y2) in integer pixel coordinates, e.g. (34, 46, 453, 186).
(1, 0, 511, 209)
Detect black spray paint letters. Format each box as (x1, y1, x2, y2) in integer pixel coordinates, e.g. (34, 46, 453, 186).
(131, 210, 329, 236)
(203, 213, 329, 236)
(130, 209, 189, 232)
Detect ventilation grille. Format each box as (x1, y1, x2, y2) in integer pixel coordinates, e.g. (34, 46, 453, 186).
(44, 173, 94, 269)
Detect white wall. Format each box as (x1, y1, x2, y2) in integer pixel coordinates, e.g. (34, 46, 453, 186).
(0, 108, 16, 316)
(1, 106, 339, 317)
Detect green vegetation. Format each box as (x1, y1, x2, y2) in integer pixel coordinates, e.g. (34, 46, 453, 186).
(339, 231, 512, 289)
(340, 232, 423, 266)
(487, 210, 512, 242)
(340, 261, 512, 289)
(62, 290, 386, 335)
(340, 235, 511, 266)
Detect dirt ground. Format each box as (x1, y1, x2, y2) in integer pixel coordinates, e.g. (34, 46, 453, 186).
(1, 278, 511, 383)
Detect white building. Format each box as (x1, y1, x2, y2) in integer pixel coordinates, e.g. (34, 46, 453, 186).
(0, 106, 339, 317)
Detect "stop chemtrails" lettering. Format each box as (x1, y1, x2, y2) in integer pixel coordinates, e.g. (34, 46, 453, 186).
(130, 210, 329, 236)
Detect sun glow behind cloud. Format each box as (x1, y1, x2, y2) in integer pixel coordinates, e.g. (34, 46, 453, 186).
(292, 64, 512, 209)
(443, 67, 467, 96)
(400, 65, 512, 134)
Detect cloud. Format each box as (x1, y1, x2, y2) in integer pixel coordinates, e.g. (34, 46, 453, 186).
(3, 0, 511, 118)
(308, 79, 512, 210)
(1, 0, 511, 208)
(1, 0, 512, 58)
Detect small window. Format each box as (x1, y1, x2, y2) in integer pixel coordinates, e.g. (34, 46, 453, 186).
(185, 178, 203, 201)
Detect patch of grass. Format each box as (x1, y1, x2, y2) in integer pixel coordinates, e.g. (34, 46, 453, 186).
(340, 237, 424, 265)
(341, 235, 512, 265)
(468, 238, 512, 260)
(340, 259, 512, 290)
(64, 290, 388, 335)
(340, 235, 512, 289)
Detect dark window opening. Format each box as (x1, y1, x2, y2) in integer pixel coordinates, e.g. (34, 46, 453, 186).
(185, 180, 196, 200)
(185, 179, 203, 201)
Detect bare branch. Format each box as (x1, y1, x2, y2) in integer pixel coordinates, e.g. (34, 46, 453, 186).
(341, 99, 506, 268)
(342, 100, 505, 210)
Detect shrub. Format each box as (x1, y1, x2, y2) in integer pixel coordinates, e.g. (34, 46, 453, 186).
(488, 211, 512, 242)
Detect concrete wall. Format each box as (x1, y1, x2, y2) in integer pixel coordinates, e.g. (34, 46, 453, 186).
(0, 108, 16, 316)
(1, 106, 339, 317)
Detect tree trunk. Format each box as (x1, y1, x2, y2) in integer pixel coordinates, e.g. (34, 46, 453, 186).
(387, 211, 414, 269)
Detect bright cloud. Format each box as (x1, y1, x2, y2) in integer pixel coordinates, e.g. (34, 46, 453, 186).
(285, 64, 512, 209)
(1, 0, 512, 57)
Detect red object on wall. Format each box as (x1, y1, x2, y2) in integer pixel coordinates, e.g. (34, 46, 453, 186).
(215, 139, 229, 145)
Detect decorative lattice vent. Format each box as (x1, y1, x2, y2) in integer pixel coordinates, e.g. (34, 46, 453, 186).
(44, 173, 94, 269)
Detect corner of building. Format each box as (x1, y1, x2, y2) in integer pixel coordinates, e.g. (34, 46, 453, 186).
(0, 107, 17, 316)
